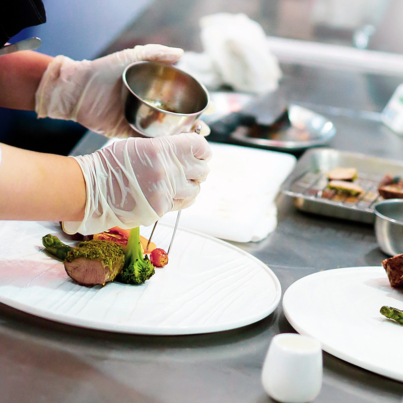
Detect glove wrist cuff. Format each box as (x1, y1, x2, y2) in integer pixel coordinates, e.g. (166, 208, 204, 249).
(35, 55, 89, 121)
(63, 150, 160, 236)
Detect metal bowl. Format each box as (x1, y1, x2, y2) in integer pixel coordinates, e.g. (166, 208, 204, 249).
(122, 61, 209, 137)
(374, 199, 403, 256)
(230, 104, 336, 153)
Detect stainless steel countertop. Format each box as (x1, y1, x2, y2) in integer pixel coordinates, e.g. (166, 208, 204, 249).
(3, 64, 403, 402)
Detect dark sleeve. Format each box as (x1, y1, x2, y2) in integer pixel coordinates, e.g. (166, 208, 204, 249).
(0, 0, 46, 48)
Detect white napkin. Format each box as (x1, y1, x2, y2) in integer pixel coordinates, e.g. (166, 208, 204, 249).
(160, 143, 296, 243)
(177, 13, 282, 94)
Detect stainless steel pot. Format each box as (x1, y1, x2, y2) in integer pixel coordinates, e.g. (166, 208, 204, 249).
(122, 61, 209, 137)
(374, 199, 403, 256)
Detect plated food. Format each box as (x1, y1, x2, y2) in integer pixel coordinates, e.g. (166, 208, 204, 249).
(64, 240, 124, 286)
(0, 220, 281, 335)
(382, 253, 403, 288)
(282, 266, 403, 382)
(42, 226, 168, 287)
(379, 253, 403, 325)
(380, 306, 403, 325)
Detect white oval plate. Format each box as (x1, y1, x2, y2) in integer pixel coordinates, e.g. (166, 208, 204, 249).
(283, 266, 403, 382)
(0, 221, 281, 335)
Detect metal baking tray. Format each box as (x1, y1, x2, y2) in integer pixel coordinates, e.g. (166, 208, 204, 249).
(281, 148, 403, 223)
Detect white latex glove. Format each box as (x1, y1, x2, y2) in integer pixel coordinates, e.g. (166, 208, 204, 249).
(35, 44, 213, 138)
(63, 132, 212, 235)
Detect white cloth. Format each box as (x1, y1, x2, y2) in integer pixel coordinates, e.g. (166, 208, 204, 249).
(35, 44, 184, 138)
(177, 13, 282, 94)
(176, 52, 223, 90)
(159, 143, 296, 243)
(63, 132, 212, 235)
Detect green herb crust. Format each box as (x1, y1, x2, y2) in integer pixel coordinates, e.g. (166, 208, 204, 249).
(66, 240, 125, 273)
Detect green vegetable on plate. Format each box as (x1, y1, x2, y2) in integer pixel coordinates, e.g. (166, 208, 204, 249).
(42, 234, 72, 261)
(117, 227, 155, 285)
(380, 306, 403, 325)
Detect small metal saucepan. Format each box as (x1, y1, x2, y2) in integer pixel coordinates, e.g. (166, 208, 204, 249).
(374, 199, 403, 256)
(122, 61, 209, 137)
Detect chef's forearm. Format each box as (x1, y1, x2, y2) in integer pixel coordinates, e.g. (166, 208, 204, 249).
(0, 143, 85, 222)
(0, 50, 53, 110)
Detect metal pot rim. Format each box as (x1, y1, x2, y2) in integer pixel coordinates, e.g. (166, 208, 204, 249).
(122, 61, 210, 117)
(374, 199, 403, 226)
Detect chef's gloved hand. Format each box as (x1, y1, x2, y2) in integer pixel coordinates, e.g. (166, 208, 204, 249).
(62, 132, 212, 235)
(35, 44, 210, 138)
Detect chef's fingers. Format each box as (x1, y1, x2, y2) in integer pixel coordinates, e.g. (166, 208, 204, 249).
(172, 180, 201, 203)
(112, 45, 184, 67)
(172, 197, 196, 212)
(168, 133, 212, 162)
(191, 120, 210, 136)
(133, 44, 184, 64)
(183, 160, 210, 182)
(191, 134, 212, 161)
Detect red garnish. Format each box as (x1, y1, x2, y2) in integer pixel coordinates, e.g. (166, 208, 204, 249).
(150, 248, 168, 268)
(93, 228, 128, 249)
(93, 227, 156, 253)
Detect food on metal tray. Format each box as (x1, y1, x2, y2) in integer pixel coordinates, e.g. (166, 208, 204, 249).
(378, 185, 403, 199)
(380, 306, 403, 325)
(323, 167, 363, 199)
(117, 227, 155, 285)
(327, 180, 363, 196)
(382, 253, 403, 288)
(327, 167, 358, 181)
(320, 188, 336, 199)
(379, 174, 396, 188)
(378, 174, 403, 199)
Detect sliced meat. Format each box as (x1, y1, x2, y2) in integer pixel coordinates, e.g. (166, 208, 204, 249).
(378, 184, 403, 199)
(64, 258, 124, 286)
(382, 254, 403, 288)
(327, 167, 358, 181)
(327, 180, 364, 196)
(64, 240, 125, 286)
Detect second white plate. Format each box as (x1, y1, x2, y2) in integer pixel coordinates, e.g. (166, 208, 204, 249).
(0, 220, 281, 335)
(283, 267, 403, 382)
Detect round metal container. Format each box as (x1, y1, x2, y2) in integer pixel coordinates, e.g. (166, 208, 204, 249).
(374, 199, 403, 256)
(122, 61, 209, 137)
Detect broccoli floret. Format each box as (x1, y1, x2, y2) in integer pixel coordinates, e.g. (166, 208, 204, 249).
(117, 227, 155, 285)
